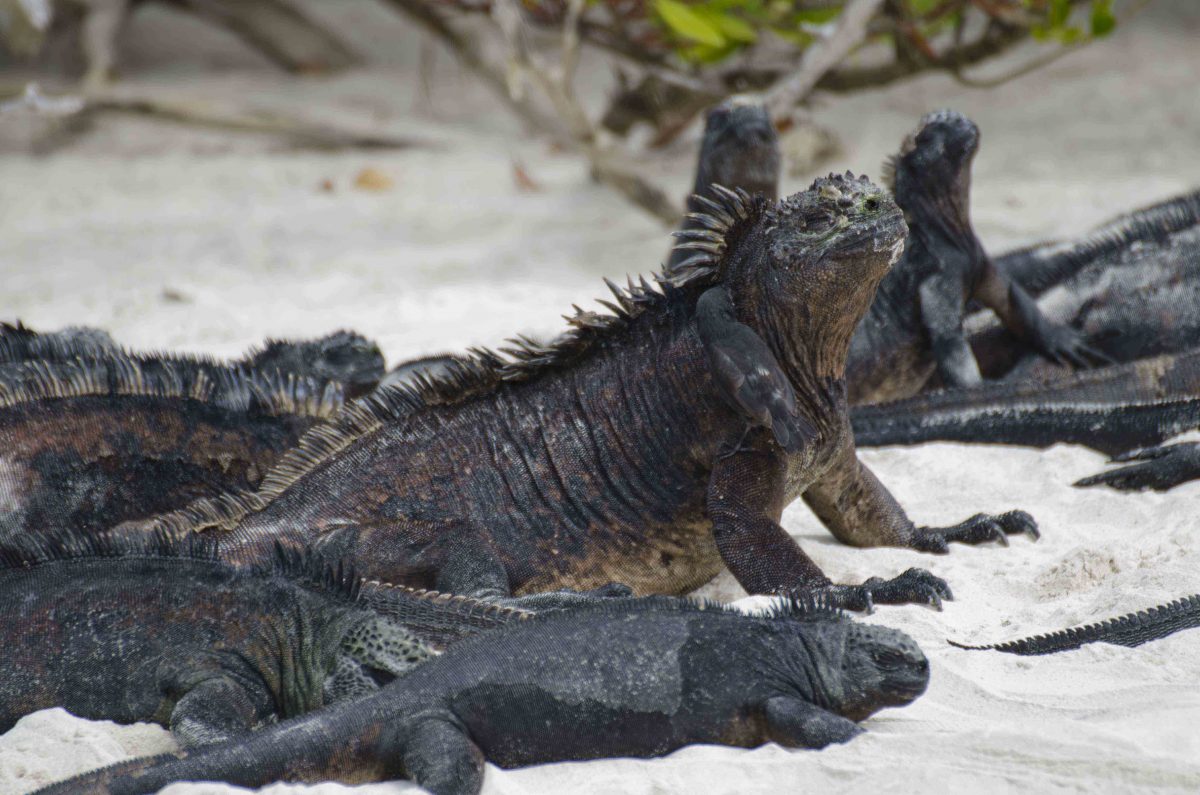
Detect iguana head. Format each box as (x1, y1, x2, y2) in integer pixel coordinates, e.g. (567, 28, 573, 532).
(250, 331, 385, 398)
(696, 95, 780, 201)
(887, 109, 979, 243)
(781, 618, 929, 722)
(722, 172, 907, 379)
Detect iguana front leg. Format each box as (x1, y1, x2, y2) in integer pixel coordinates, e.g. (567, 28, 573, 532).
(975, 260, 1110, 369)
(763, 696, 863, 749)
(918, 274, 983, 388)
(705, 438, 949, 611)
(802, 437, 1039, 559)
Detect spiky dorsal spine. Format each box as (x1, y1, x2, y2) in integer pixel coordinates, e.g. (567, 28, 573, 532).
(0, 526, 219, 572)
(666, 184, 768, 287)
(0, 353, 343, 419)
(265, 542, 363, 603)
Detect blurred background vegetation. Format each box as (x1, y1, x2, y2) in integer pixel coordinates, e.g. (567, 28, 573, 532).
(0, 0, 1146, 219)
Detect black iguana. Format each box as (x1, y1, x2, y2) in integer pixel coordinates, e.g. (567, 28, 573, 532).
(35, 596, 929, 795)
(120, 174, 1037, 613)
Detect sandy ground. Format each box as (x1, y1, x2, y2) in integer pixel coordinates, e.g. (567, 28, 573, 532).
(2, 1, 1200, 793)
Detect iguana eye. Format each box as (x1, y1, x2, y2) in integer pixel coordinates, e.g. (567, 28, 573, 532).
(864, 198, 880, 212)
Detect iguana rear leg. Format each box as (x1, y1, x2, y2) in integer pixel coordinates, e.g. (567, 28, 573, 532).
(705, 438, 951, 612)
(397, 715, 485, 795)
(1075, 441, 1200, 492)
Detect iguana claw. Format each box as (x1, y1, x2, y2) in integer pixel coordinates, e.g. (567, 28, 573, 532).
(801, 568, 953, 613)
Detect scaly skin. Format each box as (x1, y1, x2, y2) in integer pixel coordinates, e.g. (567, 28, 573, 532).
(848, 110, 1105, 405)
(950, 594, 1200, 655)
(850, 349, 1200, 492)
(0, 353, 342, 540)
(35, 598, 929, 795)
(122, 175, 1037, 613)
(0, 531, 434, 747)
(993, 188, 1200, 297)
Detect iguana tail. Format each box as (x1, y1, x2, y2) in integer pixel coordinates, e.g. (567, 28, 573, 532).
(31, 709, 395, 794)
(949, 594, 1200, 656)
(851, 350, 1200, 455)
(996, 188, 1200, 296)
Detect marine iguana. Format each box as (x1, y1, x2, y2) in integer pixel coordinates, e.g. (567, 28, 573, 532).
(128, 175, 1037, 612)
(35, 596, 930, 795)
(0, 530, 443, 747)
(848, 110, 1106, 404)
(240, 330, 386, 399)
(1, 322, 386, 397)
(666, 95, 780, 271)
(0, 321, 117, 364)
(849, 350, 1200, 492)
(949, 594, 1200, 655)
(0, 353, 342, 539)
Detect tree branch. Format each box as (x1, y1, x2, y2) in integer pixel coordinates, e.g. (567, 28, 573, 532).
(765, 0, 886, 117)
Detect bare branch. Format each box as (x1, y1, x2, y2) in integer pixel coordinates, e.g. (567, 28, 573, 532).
(88, 92, 432, 150)
(764, 0, 886, 117)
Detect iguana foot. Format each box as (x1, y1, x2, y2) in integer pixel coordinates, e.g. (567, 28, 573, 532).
(1039, 326, 1113, 369)
(795, 568, 953, 613)
(1075, 442, 1200, 492)
(911, 510, 1039, 553)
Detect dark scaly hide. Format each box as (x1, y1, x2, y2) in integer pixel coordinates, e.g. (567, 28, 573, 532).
(121, 175, 1022, 612)
(0, 353, 342, 538)
(35, 598, 929, 795)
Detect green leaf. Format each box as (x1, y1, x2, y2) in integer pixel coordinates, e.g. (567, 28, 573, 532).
(794, 7, 842, 24)
(1048, 0, 1070, 28)
(654, 0, 726, 46)
(1091, 0, 1116, 37)
(702, 9, 758, 43)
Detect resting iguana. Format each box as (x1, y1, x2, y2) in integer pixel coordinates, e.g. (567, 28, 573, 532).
(2, 321, 386, 397)
(848, 110, 1106, 405)
(0, 321, 117, 364)
(0, 530, 452, 747)
(992, 187, 1200, 297)
(127, 175, 1036, 612)
(0, 353, 341, 539)
(35, 597, 929, 795)
(971, 223, 1200, 384)
(850, 349, 1200, 492)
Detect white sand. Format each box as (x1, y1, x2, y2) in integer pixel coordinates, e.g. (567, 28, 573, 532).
(2, 2, 1199, 793)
